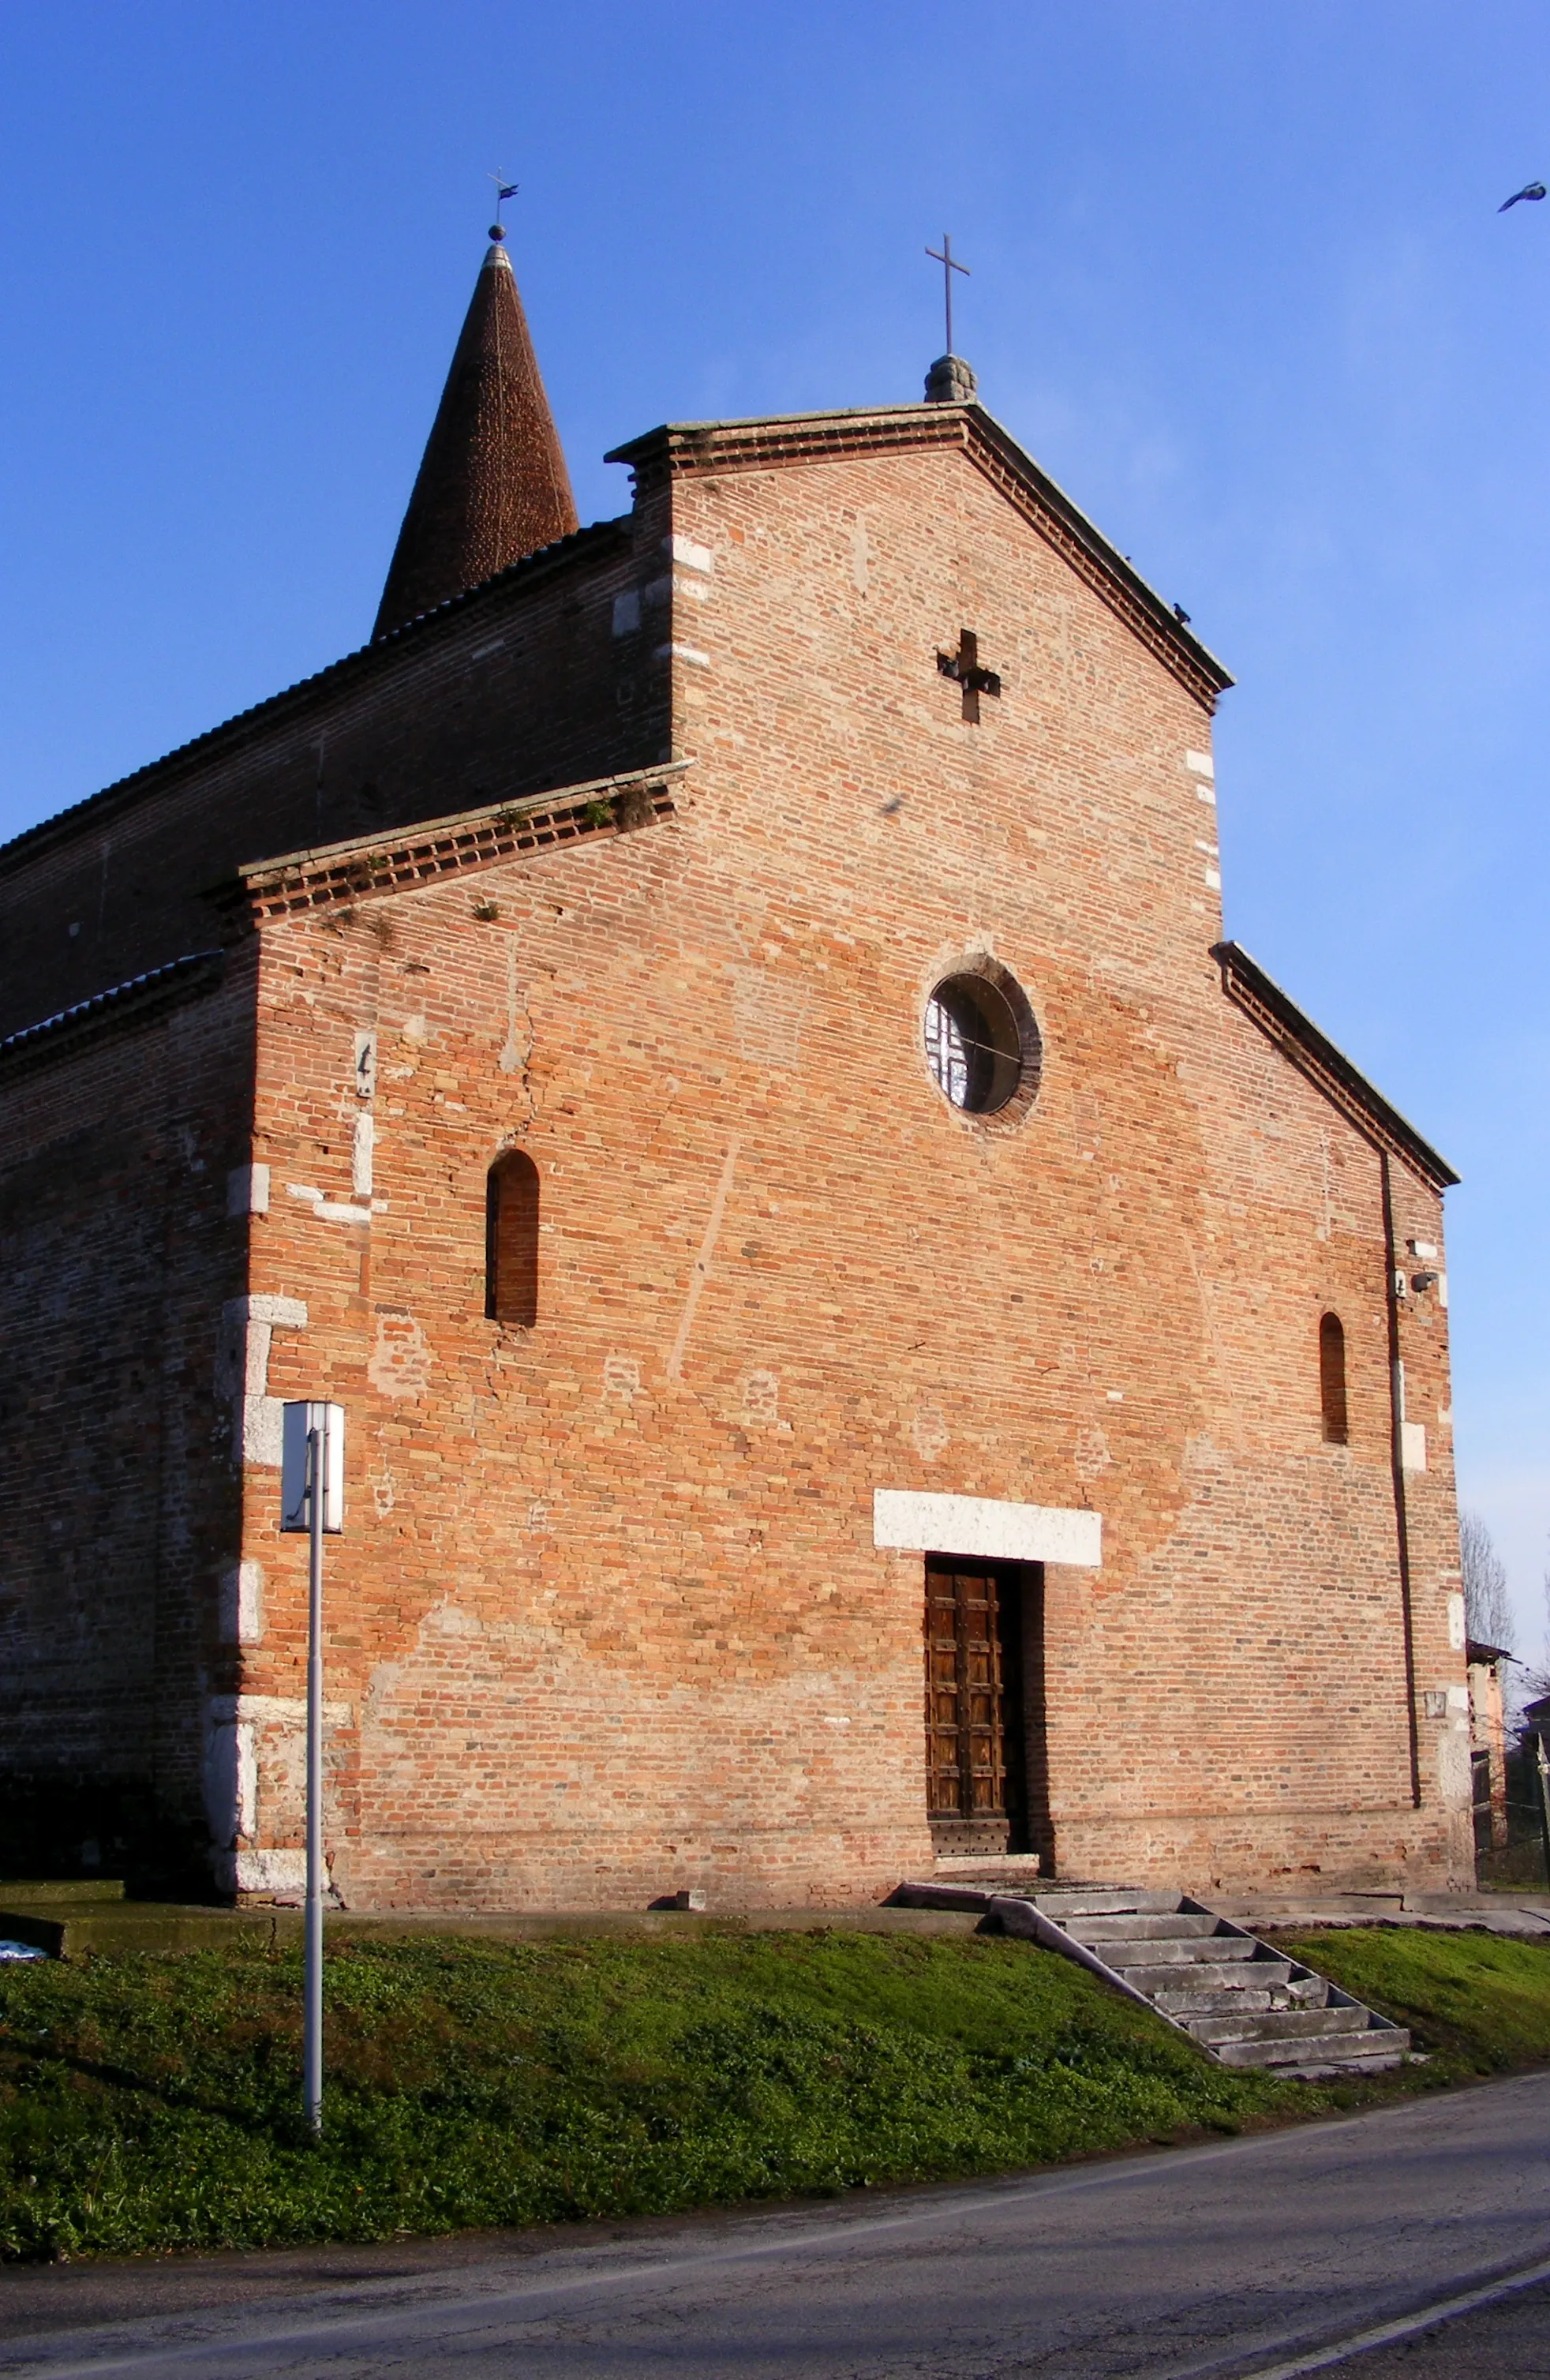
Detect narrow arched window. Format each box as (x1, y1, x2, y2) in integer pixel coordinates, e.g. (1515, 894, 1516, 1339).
(1320, 1312, 1348, 1445)
(485, 1151, 540, 1327)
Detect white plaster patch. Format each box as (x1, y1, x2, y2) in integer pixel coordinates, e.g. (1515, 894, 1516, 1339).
(354, 1030, 377, 1100)
(740, 1368, 779, 1426)
(1074, 1426, 1112, 1481)
(732, 967, 809, 1068)
(1185, 748, 1215, 779)
(351, 1111, 375, 1197)
(1447, 1591, 1467, 1651)
(214, 1295, 308, 1467)
(873, 1490, 1102, 1568)
(1437, 1724, 1473, 1809)
(368, 1311, 431, 1399)
(227, 1163, 270, 1216)
(912, 1407, 950, 1461)
(202, 1701, 256, 1847)
(603, 1352, 642, 1400)
(1401, 1420, 1428, 1474)
(219, 1559, 266, 1645)
(612, 590, 641, 637)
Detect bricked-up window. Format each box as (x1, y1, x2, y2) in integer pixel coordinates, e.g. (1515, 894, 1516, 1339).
(485, 1152, 540, 1327)
(1320, 1312, 1349, 1445)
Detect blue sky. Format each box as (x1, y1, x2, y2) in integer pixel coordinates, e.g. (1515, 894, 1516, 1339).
(2, 2, 1545, 1642)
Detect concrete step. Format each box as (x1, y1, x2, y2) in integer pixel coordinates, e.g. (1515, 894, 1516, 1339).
(1031, 1889, 1185, 1918)
(1215, 2026, 1410, 2071)
(1065, 1913, 1220, 1943)
(1153, 1984, 1283, 2015)
(1115, 1956, 1296, 1997)
(1184, 2005, 1369, 2046)
(1099, 1933, 1257, 1966)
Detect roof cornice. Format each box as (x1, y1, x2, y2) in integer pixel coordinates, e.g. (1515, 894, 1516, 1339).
(607, 402, 1233, 714)
(0, 518, 631, 879)
(1212, 940, 1458, 1191)
(0, 950, 226, 1081)
(223, 761, 691, 929)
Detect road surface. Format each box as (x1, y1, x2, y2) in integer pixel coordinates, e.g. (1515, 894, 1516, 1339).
(1, 2069, 1548, 2376)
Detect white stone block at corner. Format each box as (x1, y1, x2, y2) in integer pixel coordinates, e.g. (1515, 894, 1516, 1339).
(241, 1294, 309, 1329)
(1447, 1591, 1466, 1651)
(654, 643, 711, 667)
(1401, 1420, 1428, 1474)
(219, 1559, 266, 1645)
(228, 1849, 308, 1897)
(227, 1163, 270, 1216)
(873, 1490, 1101, 1568)
(664, 534, 714, 575)
(1204, 867, 1222, 890)
(1185, 748, 1215, 778)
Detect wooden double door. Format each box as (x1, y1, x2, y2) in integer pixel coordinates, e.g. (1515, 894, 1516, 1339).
(924, 1558, 1035, 1855)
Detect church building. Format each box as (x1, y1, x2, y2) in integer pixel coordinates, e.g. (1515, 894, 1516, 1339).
(0, 233, 1474, 1906)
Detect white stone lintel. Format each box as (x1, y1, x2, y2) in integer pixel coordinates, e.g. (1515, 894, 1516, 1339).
(873, 1490, 1101, 1568)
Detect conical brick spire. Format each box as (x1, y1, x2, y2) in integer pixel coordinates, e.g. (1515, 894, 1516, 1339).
(373, 242, 578, 638)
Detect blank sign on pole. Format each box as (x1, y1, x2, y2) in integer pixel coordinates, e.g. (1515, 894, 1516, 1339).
(279, 1399, 344, 2138)
(280, 1402, 345, 1533)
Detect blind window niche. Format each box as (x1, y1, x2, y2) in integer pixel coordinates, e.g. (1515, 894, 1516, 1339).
(1319, 1312, 1349, 1445)
(485, 1150, 540, 1328)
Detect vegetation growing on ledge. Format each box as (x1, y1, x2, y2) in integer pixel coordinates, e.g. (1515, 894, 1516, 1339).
(0, 1922, 1546, 2262)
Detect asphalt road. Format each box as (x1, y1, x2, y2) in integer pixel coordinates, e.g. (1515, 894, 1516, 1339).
(2, 2071, 1549, 2378)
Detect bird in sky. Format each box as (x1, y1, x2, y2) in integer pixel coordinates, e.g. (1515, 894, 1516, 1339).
(1499, 181, 1547, 212)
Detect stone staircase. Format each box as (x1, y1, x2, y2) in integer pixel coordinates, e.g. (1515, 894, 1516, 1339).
(895, 1881, 1410, 2078)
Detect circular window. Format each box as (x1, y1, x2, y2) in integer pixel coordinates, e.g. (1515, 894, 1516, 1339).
(923, 965, 1040, 1117)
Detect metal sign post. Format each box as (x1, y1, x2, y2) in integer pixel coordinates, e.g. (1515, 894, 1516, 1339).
(281, 1400, 344, 2138)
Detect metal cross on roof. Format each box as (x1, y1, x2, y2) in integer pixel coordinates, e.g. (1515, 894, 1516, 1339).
(488, 170, 519, 242)
(925, 233, 971, 356)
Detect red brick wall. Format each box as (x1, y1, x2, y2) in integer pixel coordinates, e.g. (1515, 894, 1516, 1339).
(0, 954, 256, 1880)
(209, 433, 1468, 1908)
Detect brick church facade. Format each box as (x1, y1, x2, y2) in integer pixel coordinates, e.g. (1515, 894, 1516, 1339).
(0, 238, 1474, 1906)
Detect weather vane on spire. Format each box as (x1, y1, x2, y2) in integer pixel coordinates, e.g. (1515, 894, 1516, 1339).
(488, 171, 519, 242)
(926, 233, 970, 356)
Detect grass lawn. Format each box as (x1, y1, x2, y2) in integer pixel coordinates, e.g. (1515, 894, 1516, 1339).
(2, 1921, 1548, 2262)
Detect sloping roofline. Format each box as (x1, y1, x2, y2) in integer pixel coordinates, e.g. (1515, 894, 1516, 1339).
(0, 517, 631, 876)
(1212, 939, 1458, 1191)
(607, 399, 1234, 713)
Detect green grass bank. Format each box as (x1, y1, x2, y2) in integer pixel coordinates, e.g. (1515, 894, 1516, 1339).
(2, 1923, 1548, 2262)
